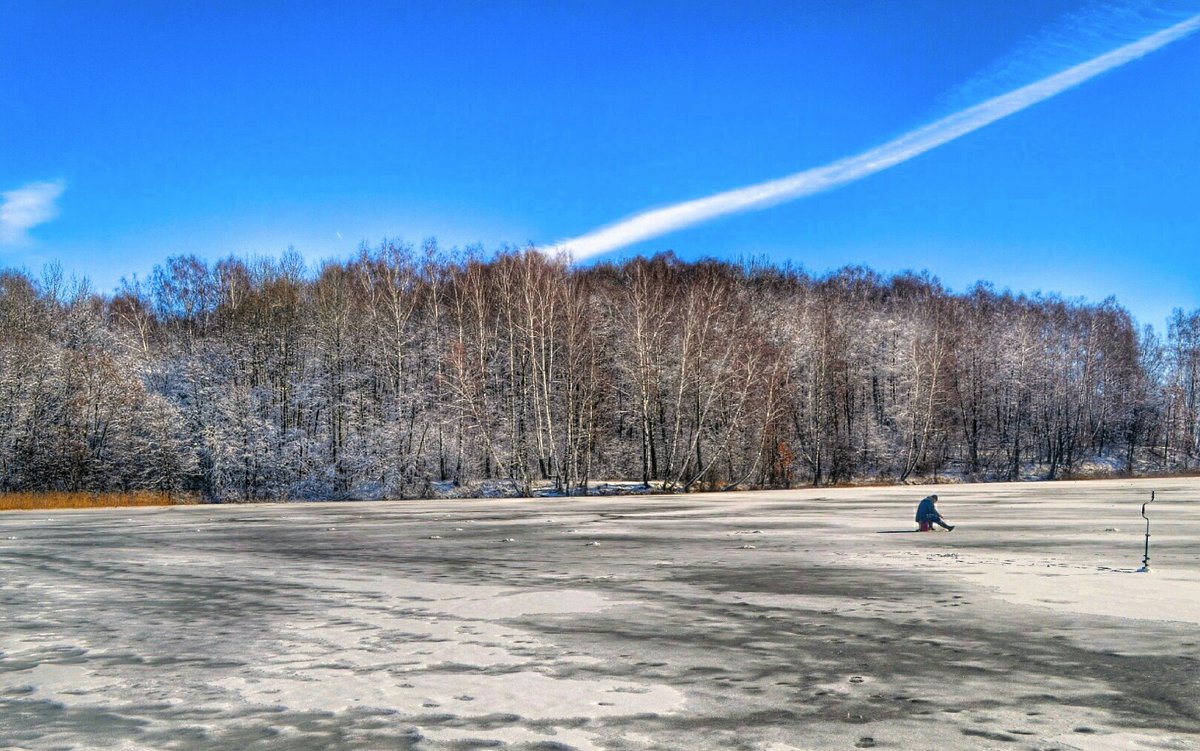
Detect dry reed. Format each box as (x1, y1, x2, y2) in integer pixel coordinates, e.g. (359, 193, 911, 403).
(0, 492, 197, 511)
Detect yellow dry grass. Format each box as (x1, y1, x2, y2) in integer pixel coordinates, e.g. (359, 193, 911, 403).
(0, 492, 197, 511)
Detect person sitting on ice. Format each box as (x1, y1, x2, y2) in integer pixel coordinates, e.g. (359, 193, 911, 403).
(916, 494, 954, 532)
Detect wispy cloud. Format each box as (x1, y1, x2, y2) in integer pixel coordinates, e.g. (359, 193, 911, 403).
(547, 10, 1200, 261)
(0, 180, 67, 245)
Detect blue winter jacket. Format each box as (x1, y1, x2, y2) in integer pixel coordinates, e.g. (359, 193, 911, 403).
(915, 496, 941, 523)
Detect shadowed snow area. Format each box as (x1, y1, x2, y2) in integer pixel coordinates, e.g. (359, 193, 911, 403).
(2, 478, 1199, 750)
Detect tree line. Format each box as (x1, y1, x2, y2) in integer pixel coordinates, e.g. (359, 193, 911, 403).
(2, 244, 1198, 500)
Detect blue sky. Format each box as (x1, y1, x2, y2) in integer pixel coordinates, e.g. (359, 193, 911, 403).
(2, 1, 1198, 330)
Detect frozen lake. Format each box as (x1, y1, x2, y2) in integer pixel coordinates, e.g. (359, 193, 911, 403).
(3, 479, 1199, 750)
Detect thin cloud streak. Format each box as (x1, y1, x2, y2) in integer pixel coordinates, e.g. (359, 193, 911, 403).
(549, 12, 1200, 260)
(0, 180, 67, 245)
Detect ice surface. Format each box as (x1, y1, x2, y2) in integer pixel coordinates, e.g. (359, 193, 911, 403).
(2, 478, 1199, 749)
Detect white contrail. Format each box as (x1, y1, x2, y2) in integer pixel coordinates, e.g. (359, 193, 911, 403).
(548, 12, 1200, 260)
